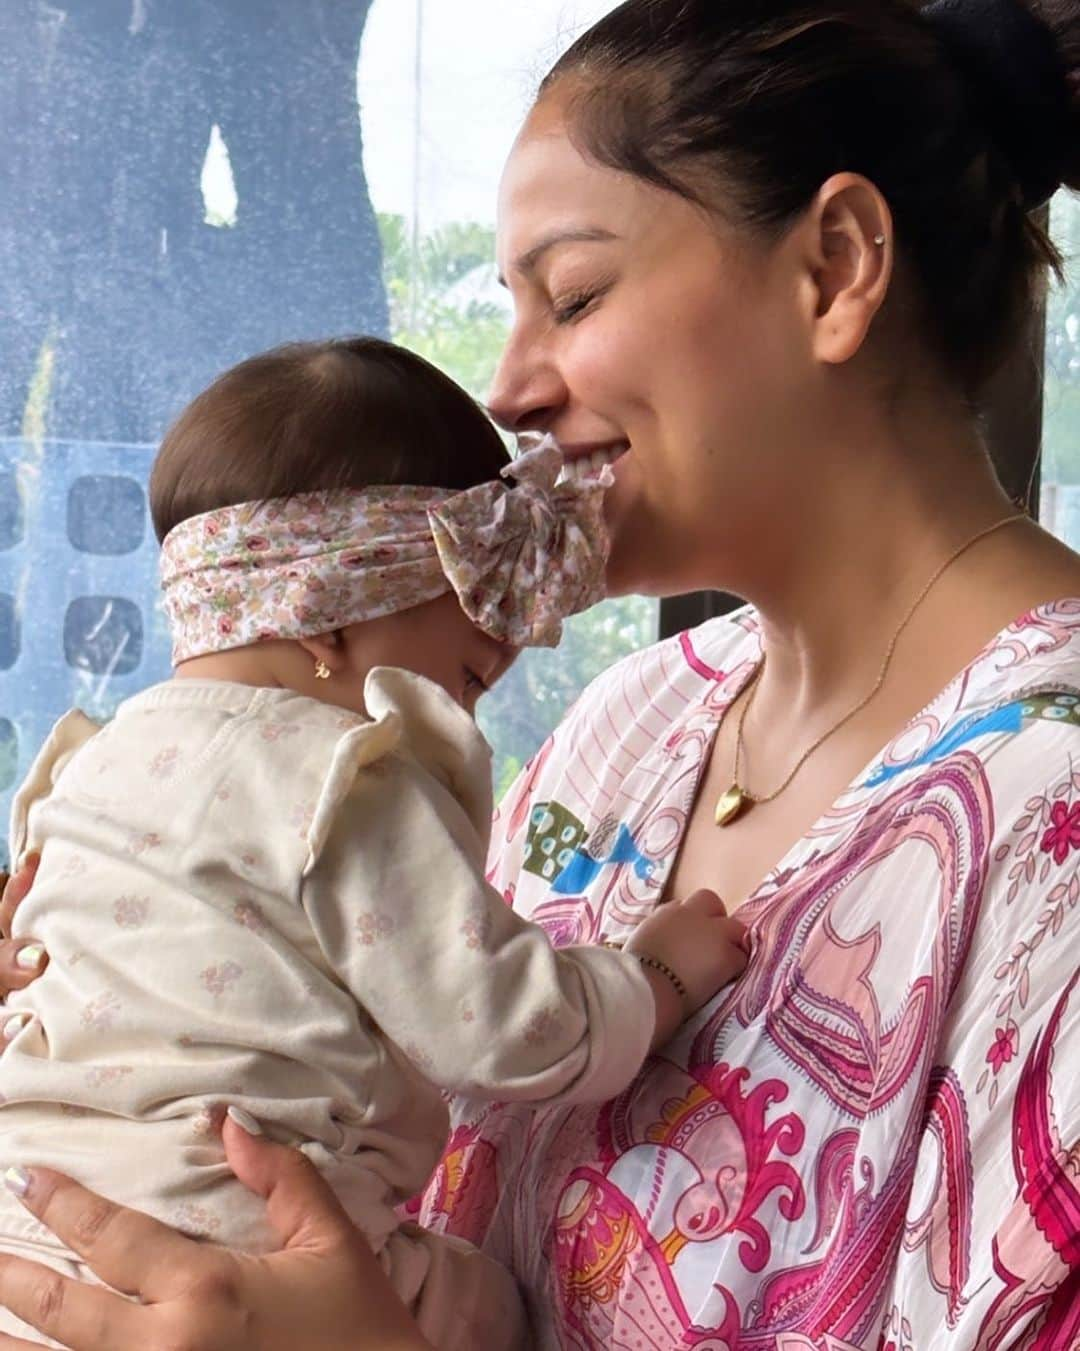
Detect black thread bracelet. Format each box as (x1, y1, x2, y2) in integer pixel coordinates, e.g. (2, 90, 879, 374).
(635, 954, 689, 1004)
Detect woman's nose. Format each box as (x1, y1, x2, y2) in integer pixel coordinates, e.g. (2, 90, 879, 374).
(487, 330, 566, 435)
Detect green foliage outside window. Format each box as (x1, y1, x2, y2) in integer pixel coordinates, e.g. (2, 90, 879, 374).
(1043, 194, 1080, 487)
(377, 213, 657, 795)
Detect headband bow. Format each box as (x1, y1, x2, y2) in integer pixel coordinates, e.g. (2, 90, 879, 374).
(159, 439, 611, 663)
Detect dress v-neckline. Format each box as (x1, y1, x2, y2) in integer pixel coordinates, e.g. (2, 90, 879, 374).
(659, 598, 1080, 916)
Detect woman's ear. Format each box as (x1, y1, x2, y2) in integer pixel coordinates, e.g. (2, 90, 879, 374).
(801, 173, 893, 366)
(295, 631, 347, 673)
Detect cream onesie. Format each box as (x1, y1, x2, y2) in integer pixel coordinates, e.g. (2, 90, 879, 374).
(0, 668, 655, 1350)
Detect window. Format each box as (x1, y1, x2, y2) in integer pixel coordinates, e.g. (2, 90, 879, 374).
(0, 2, 655, 860)
(1041, 192, 1080, 543)
(0, 596, 19, 672)
(64, 598, 144, 678)
(67, 476, 146, 556)
(361, 2, 657, 795)
(0, 721, 16, 794)
(0, 471, 24, 552)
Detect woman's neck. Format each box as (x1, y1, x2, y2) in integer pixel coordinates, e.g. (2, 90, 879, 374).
(736, 398, 1027, 717)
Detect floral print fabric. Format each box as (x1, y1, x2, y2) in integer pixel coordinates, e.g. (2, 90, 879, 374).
(160, 440, 610, 661)
(420, 600, 1080, 1350)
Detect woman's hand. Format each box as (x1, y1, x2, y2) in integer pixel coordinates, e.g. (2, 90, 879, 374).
(0, 1114, 432, 1350)
(0, 855, 49, 999)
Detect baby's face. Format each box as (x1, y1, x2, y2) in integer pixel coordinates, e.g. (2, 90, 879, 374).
(340, 594, 519, 714)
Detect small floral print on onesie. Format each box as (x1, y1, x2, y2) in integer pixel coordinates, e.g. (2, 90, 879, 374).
(189, 1104, 226, 1139)
(290, 802, 315, 840)
(86, 1065, 134, 1088)
(356, 912, 396, 946)
(232, 899, 268, 933)
(126, 831, 162, 857)
(460, 913, 491, 950)
(60, 853, 88, 879)
(81, 991, 122, 1032)
(112, 895, 149, 929)
(148, 746, 181, 780)
(259, 722, 301, 743)
(524, 1007, 562, 1047)
(200, 961, 243, 998)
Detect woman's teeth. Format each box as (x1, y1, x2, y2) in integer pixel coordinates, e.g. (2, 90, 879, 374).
(562, 445, 628, 482)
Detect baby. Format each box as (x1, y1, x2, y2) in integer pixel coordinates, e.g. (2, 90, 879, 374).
(0, 337, 748, 1349)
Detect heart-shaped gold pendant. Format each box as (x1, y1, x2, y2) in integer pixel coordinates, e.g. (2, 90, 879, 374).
(714, 785, 749, 827)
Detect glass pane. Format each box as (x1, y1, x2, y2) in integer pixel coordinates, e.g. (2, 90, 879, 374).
(68, 476, 147, 555)
(1, 1, 653, 859)
(0, 4, 385, 863)
(0, 720, 16, 794)
(0, 595, 19, 672)
(362, 1, 657, 789)
(0, 472, 24, 551)
(64, 597, 144, 677)
(1041, 191, 1080, 542)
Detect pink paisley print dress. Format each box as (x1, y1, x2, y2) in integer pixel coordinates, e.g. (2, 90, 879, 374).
(419, 601, 1080, 1350)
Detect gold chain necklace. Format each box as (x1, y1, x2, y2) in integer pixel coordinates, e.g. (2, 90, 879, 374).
(713, 513, 1027, 827)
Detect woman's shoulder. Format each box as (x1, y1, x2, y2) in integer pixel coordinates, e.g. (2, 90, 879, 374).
(559, 603, 760, 735)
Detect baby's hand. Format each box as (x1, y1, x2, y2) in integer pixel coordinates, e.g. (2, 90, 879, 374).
(627, 890, 749, 1049)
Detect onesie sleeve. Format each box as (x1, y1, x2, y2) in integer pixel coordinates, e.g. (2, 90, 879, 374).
(8, 709, 102, 865)
(299, 732, 655, 1107)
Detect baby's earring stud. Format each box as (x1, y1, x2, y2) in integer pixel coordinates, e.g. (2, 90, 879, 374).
(314, 660, 331, 681)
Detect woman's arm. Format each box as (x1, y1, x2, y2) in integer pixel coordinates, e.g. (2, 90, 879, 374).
(0, 1114, 432, 1351)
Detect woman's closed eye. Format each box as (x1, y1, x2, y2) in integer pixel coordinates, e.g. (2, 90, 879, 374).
(551, 278, 614, 326)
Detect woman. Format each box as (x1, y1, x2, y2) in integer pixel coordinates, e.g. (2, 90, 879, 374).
(0, 0, 1077, 1346)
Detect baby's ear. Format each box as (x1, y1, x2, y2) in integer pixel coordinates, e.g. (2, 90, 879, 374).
(296, 631, 346, 673)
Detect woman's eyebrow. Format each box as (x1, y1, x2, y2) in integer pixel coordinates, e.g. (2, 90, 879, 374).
(499, 227, 619, 285)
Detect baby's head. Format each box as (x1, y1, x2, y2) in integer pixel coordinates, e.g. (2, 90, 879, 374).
(153, 337, 521, 713)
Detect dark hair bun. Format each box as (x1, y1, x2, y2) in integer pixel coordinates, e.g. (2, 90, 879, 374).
(922, 0, 1077, 207)
(1029, 0, 1080, 192)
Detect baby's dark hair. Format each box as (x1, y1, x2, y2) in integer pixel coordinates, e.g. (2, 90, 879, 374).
(149, 337, 510, 542)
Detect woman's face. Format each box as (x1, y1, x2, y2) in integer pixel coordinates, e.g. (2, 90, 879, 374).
(490, 97, 819, 599)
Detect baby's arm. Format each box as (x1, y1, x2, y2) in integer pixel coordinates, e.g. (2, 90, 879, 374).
(301, 752, 745, 1107)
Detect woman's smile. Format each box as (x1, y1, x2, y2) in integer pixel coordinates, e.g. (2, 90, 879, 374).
(557, 439, 630, 483)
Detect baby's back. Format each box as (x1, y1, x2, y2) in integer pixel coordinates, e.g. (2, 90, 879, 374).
(0, 680, 448, 1257)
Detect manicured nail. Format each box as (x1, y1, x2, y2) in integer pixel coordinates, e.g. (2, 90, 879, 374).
(15, 945, 45, 972)
(3, 1166, 32, 1198)
(226, 1106, 263, 1137)
(2, 1013, 31, 1041)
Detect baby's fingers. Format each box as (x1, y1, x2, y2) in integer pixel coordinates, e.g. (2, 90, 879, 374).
(720, 917, 751, 955)
(680, 888, 728, 917)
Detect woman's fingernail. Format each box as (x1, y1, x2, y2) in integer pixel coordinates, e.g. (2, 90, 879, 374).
(2, 1013, 31, 1041)
(15, 945, 45, 972)
(3, 1166, 32, 1198)
(226, 1106, 264, 1137)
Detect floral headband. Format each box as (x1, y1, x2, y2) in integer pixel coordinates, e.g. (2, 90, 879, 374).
(159, 439, 611, 663)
